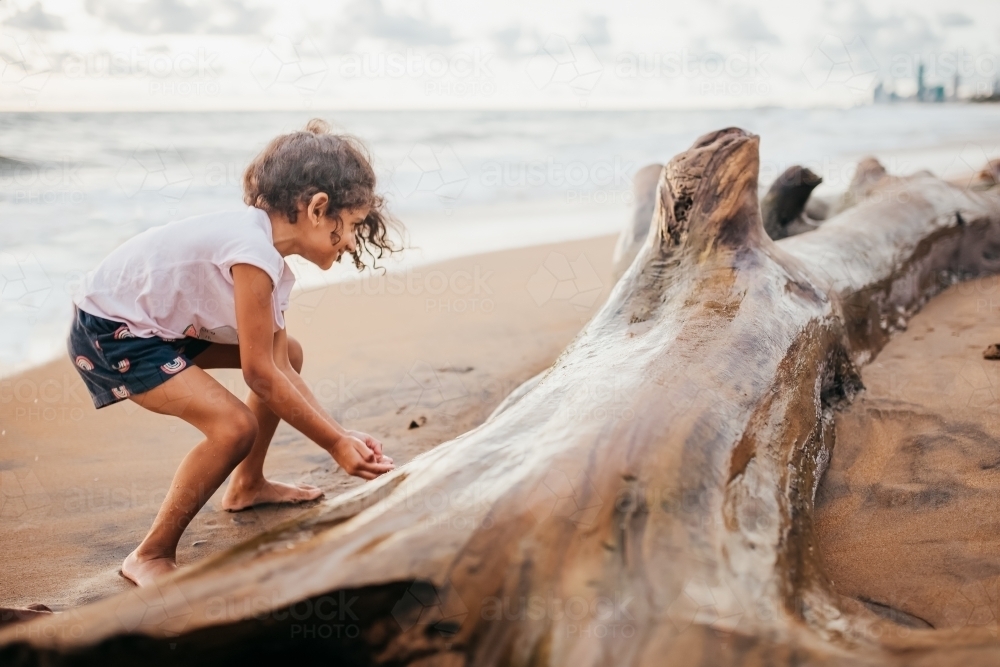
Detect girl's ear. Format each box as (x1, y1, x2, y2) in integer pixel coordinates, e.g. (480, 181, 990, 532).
(307, 192, 331, 224)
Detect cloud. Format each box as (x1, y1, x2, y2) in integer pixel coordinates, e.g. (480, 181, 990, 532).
(491, 24, 525, 58)
(5, 3, 65, 31)
(330, 0, 457, 52)
(807, 0, 966, 92)
(84, 0, 271, 35)
(490, 16, 609, 61)
(938, 12, 974, 27)
(582, 15, 611, 48)
(831, 1, 941, 55)
(726, 5, 780, 45)
(489, 23, 544, 59)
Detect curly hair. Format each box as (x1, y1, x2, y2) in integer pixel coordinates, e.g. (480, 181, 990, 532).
(243, 118, 402, 271)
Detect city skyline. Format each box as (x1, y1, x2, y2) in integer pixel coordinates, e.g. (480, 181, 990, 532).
(0, 0, 998, 111)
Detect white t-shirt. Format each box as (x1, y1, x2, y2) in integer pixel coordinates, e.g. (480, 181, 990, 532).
(73, 207, 295, 345)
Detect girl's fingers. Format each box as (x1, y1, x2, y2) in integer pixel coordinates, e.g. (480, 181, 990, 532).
(354, 440, 377, 462)
(363, 461, 395, 475)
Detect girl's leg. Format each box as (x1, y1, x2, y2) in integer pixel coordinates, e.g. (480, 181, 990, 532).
(189, 337, 323, 511)
(121, 365, 259, 586)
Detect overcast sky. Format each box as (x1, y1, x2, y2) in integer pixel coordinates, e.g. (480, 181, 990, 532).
(1, 0, 998, 110)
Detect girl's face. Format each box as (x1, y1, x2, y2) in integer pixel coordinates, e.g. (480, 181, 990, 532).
(300, 195, 369, 270)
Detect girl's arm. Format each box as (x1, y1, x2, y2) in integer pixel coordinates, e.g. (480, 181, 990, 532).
(232, 263, 394, 480)
(272, 326, 389, 462)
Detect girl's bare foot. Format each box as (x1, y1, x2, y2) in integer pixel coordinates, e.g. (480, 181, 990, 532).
(221, 479, 324, 512)
(121, 549, 177, 587)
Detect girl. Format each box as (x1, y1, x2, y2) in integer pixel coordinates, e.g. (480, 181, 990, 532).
(67, 119, 399, 587)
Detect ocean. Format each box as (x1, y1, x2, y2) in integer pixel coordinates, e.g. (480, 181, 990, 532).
(1, 105, 999, 376)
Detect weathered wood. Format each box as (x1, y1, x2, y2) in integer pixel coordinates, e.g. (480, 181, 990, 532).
(804, 193, 833, 221)
(4, 128, 1000, 667)
(0, 606, 51, 629)
(973, 158, 1000, 190)
(611, 163, 663, 280)
(828, 156, 889, 217)
(760, 165, 823, 239)
(618, 163, 827, 280)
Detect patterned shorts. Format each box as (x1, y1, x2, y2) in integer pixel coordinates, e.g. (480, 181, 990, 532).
(67, 306, 213, 409)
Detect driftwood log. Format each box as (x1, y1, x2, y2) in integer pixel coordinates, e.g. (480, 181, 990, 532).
(822, 156, 889, 219)
(615, 163, 827, 281)
(760, 166, 823, 239)
(972, 158, 1000, 190)
(4, 128, 1000, 666)
(611, 163, 663, 280)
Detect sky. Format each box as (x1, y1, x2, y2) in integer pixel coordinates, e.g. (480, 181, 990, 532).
(0, 0, 998, 110)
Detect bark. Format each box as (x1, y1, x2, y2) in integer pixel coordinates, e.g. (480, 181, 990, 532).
(803, 194, 833, 221)
(973, 158, 1000, 190)
(611, 163, 663, 281)
(0, 606, 51, 629)
(827, 156, 889, 217)
(618, 163, 827, 282)
(4, 128, 1000, 667)
(759, 166, 823, 240)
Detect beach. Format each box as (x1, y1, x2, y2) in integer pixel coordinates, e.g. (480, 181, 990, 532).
(0, 233, 615, 611)
(816, 274, 1000, 629)
(6, 216, 1000, 625)
(3, 105, 1000, 662)
(4, 106, 1000, 379)
(4, 0, 1000, 658)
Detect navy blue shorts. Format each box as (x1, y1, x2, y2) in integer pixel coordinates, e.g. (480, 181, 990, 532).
(67, 306, 213, 409)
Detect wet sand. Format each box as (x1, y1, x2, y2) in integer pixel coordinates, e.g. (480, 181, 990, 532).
(817, 275, 1000, 630)
(0, 234, 615, 611)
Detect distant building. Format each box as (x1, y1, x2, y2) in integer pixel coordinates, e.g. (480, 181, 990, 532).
(872, 59, 953, 104)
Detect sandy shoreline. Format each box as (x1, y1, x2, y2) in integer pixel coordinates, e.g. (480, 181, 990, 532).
(816, 275, 1000, 629)
(0, 233, 616, 611)
(8, 217, 1000, 629)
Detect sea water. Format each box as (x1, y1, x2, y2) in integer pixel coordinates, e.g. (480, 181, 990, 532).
(1, 105, 998, 376)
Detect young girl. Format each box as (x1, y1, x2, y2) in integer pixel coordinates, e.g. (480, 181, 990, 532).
(67, 119, 398, 587)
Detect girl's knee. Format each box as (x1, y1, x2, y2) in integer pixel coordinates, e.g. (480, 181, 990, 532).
(288, 336, 304, 373)
(217, 407, 258, 459)
(235, 410, 259, 448)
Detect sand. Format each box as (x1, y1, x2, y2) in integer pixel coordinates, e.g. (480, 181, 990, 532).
(11, 231, 998, 634)
(816, 275, 1000, 630)
(0, 234, 616, 612)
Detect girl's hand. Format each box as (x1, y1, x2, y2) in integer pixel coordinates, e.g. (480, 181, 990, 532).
(347, 430, 393, 465)
(330, 433, 394, 480)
